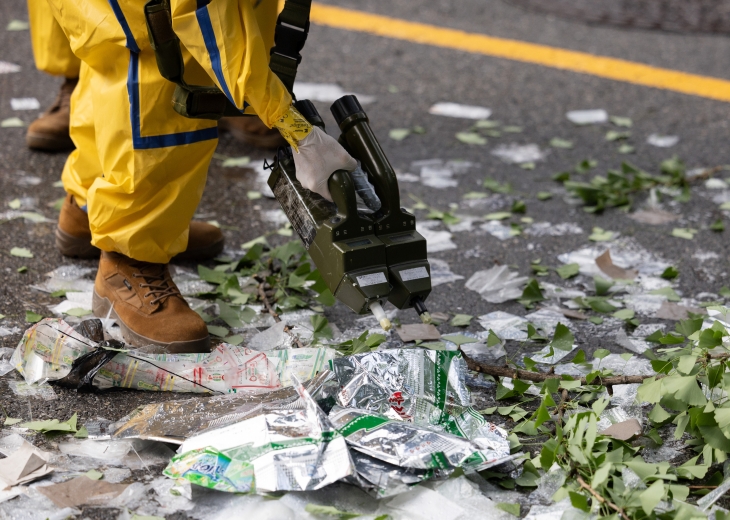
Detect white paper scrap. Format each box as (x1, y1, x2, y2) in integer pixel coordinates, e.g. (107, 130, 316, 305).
(428, 102, 492, 120)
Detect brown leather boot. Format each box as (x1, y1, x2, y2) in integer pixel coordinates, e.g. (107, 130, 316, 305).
(93, 252, 211, 353)
(26, 78, 77, 152)
(56, 194, 225, 261)
(218, 116, 286, 149)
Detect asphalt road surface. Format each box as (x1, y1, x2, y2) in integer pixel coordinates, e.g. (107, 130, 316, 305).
(1, 0, 730, 515)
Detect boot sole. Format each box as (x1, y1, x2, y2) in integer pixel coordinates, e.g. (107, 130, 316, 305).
(55, 227, 100, 259)
(92, 290, 212, 354)
(26, 132, 75, 152)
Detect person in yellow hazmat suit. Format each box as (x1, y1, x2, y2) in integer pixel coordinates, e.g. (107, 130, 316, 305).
(46, 0, 356, 353)
(25, 0, 284, 151)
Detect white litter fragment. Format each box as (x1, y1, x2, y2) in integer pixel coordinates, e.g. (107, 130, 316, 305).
(466, 266, 528, 304)
(397, 173, 420, 182)
(32, 265, 96, 294)
(647, 134, 679, 148)
(416, 220, 457, 253)
(293, 82, 375, 104)
(48, 291, 93, 316)
(0, 61, 21, 74)
(0, 347, 14, 376)
(8, 381, 57, 400)
(558, 239, 669, 278)
(261, 209, 289, 226)
(525, 222, 583, 236)
(706, 178, 728, 189)
(529, 467, 567, 504)
(446, 216, 479, 233)
(481, 220, 517, 240)
(14, 173, 42, 186)
(429, 258, 464, 287)
(530, 341, 577, 365)
(477, 311, 528, 340)
(10, 98, 40, 111)
(172, 267, 216, 296)
(420, 165, 459, 188)
(566, 109, 608, 125)
(386, 484, 465, 520)
(491, 143, 547, 164)
(698, 477, 730, 511)
(428, 102, 492, 120)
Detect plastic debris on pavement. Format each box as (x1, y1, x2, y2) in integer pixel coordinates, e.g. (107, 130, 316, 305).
(11, 318, 334, 394)
(164, 376, 353, 494)
(36, 476, 130, 509)
(490, 143, 547, 164)
(429, 258, 464, 287)
(466, 265, 528, 303)
(557, 239, 669, 278)
(428, 102, 492, 119)
(10, 97, 40, 110)
(31, 265, 96, 294)
(0, 439, 53, 487)
(8, 380, 57, 400)
(416, 220, 457, 252)
(524, 222, 584, 236)
(480, 220, 517, 240)
(477, 311, 528, 340)
(0, 61, 21, 74)
(292, 82, 375, 104)
(647, 133, 679, 148)
(566, 109, 608, 125)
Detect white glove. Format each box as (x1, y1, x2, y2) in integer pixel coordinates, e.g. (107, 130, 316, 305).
(292, 126, 357, 202)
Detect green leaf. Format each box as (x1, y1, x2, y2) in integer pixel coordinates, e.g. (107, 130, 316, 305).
(221, 156, 250, 167)
(534, 400, 551, 428)
(613, 308, 635, 320)
(450, 314, 473, 327)
(610, 116, 633, 128)
(661, 266, 679, 280)
(304, 504, 360, 519)
(588, 227, 615, 242)
(720, 286, 730, 299)
(197, 265, 229, 284)
(246, 190, 262, 200)
(1, 117, 25, 128)
(649, 404, 673, 425)
(552, 171, 570, 182)
(550, 138, 573, 149)
(511, 200, 526, 214)
(711, 218, 725, 232)
(223, 335, 244, 346)
(496, 503, 520, 516)
(605, 130, 631, 142)
(442, 333, 478, 346)
(576, 159, 597, 173)
(389, 128, 411, 141)
(586, 298, 617, 313)
(4, 418, 22, 425)
(669, 376, 707, 406)
(556, 263, 580, 280)
(217, 300, 243, 328)
(85, 469, 103, 480)
(21, 413, 77, 433)
(649, 287, 680, 301)
(537, 191, 553, 200)
(65, 308, 91, 317)
(456, 132, 487, 145)
(10, 247, 33, 258)
(672, 228, 697, 240)
(568, 491, 590, 512)
(593, 348, 610, 360)
(551, 323, 574, 351)
(25, 311, 42, 323)
(207, 325, 228, 338)
(483, 178, 512, 193)
(487, 330, 502, 348)
(485, 212, 511, 221)
(520, 162, 535, 170)
(594, 276, 613, 296)
(640, 480, 665, 516)
(520, 279, 545, 306)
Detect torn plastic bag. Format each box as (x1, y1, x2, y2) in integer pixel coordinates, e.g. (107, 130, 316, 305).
(54, 341, 122, 391)
(330, 406, 512, 472)
(346, 450, 452, 499)
(329, 349, 511, 464)
(112, 370, 340, 444)
(163, 376, 353, 494)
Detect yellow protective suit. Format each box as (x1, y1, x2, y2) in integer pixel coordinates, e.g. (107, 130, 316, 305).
(46, 0, 291, 263)
(27, 0, 80, 78)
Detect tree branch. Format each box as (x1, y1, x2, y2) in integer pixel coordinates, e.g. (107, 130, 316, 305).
(257, 282, 305, 349)
(461, 351, 664, 386)
(577, 475, 631, 520)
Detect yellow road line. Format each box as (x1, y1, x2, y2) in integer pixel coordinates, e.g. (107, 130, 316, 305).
(310, 3, 730, 102)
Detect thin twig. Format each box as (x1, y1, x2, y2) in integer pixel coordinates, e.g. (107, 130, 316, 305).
(461, 351, 664, 386)
(557, 389, 569, 421)
(257, 282, 305, 349)
(577, 475, 631, 520)
(688, 485, 719, 489)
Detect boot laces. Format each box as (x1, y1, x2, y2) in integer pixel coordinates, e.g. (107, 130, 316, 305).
(131, 263, 180, 305)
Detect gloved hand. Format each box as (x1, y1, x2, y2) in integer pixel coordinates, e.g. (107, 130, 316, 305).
(292, 126, 357, 201)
